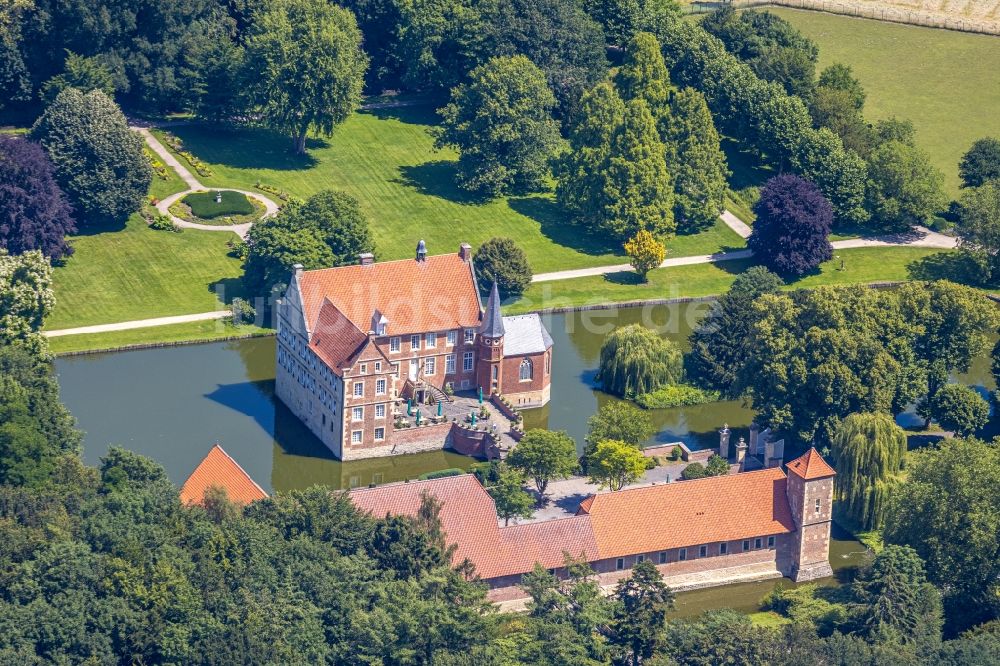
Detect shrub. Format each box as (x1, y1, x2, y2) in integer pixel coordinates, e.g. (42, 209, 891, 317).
(680, 462, 706, 480)
(705, 454, 729, 476)
(183, 191, 256, 219)
(148, 214, 180, 232)
(669, 446, 682, 461)
(418, 468, 464, 480)
(230, 297, 256, 327)
(635, 384, 721, 409)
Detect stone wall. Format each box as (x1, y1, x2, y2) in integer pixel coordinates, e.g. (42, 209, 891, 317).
(341, 421, 452, 460)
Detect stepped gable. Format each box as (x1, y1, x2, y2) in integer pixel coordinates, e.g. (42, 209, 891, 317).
(180, 444, 268, 506)
(786, 447, 837, 480)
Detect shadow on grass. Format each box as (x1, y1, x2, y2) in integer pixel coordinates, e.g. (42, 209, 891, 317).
(604, 271, 644, 286)
(395, 161, 488, 204)
(167, 124, 322, 171)
(722, 137, 773, 191)
(508, 196, 621, 257)
(362, 103, 442, 126)
(906, 251, 984, 285)
(67, 212, 132, 237)
(208, 277, 252, 304)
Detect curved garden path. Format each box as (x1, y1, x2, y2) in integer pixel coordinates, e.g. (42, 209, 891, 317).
(136, 127, 279, 239)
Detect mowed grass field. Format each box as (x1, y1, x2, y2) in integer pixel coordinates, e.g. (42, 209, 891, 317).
(154, 105, 746, 273)
(771, 8, 1000, 195)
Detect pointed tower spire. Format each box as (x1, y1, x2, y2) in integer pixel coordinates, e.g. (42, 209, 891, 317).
(479, 281, 505, 338)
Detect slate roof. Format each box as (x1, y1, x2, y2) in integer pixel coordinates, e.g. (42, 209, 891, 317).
(577, 468, 795, 560)
(297, 252, 481, 337)
(786, 447, 837, 480)
(501, 314, 554, 356)
(180, 444, 269, 506)
(479, 282, 505, 338)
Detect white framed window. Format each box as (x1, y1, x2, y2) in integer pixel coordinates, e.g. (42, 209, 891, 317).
(353, 382, 363, 397)
(378, 322, 387, 335)
(445, 354, 456, 374)
(659, 551, 667, 564)
(699, 545, 707, 558)
(679, 548, 687, 561)
(352, 406, 364, 421)
(375, 404, 386, 418)
(390, 337, 400, 353)
(351, 431, 362, 444)
(519, 358, 533, 381)
(815, 498, 821, 513)
(425, 357, 436, 375)
(463, 351, 474, 372)
(447, 330, 457, 346)
(720, 542, 728, 555)
(767, 536, 775, 548)
(545, 353, 550, 375)
(359, 363, 367, 374)
(636, 554, 645, 563)
(374, 427, 385, 441)
(464, 328, 475, 344)
(755, 538, 762, 549)
(425, 332, 436, 348)
(410, 334, 420, 350)
(743, 540, 750, 552)
(392, 363, 399, 376)
(375, 378, 387, 395)
(616, 558, 624, 571)
(374, 361, 382, 372)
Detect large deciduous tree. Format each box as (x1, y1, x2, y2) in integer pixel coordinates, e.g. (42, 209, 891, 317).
(472, 236, 532, 299)
(687, 266, 784, 393)
(955, 180, 1000, 283)
(830, 412, 906, 530)
(485, 463, 534, 525)
(586, 401, 653, 449)
(665, 87, 729, 233)
(586, 439, 647, 491)
(29, 88, 151, 226)
(747, 174, 834, 277)
(0, 249, 55, 354)
(242, 190, 374, 295)
(919, 383, 989, 437)
(0, 136, 75, 261)
(883, 437, 1000, 631)
(865, 139, 947, 231)
(246, 0, 367, 154)
(596, 324, 683, 398)
(506, 429, 578, 500)
(437, 55, 560, 197)
(959, 137, 1000, 189)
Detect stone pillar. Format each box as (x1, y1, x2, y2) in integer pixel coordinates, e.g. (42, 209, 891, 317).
(719, 424, 731, 460)
(749, 422, 760, 456)
(736, 437, 748, 465)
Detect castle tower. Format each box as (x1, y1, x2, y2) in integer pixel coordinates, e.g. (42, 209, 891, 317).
(476, 282, 505, 396)
(785, 447, 836, 582)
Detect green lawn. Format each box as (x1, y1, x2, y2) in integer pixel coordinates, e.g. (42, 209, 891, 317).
(771, 8, 1000, 196)
(505, 247, 950, 314)
(151, 106, 745, 273)
(48, 215, 247, 329)
(48, 321, 270, 355)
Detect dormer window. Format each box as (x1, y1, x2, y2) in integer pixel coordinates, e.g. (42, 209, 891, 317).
(378, 323, 388, 335)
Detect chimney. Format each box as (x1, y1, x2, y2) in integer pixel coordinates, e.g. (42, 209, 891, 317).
(719, 424, 731, 461)
(748, 422, 760, 455)
(736, 437, 748, 465)
(416, 239, 427, 262)
(459, 242, 472, 262)
(359, 252, 374, 266)
(762, 429, 774, 466)
(292, 263, 304, 280)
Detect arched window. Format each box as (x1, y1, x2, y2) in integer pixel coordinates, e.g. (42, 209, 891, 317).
(519, 358, 533, 381)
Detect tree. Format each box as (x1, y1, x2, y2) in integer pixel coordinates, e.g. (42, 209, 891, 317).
(666, 87, 729, 233)
(959, 137, 1000, 188)
(747, 174, 834, 277)
(0, 250, 54, 354)
(596, 324, 683, 398)
(587, 439, 647, 491)
(614, 32, 672, 114)
(29, 88, 151, 226)
(810, 64, 870, 156)
(830, 413, 906, 530)
(853, 545, 943, 648)
(865, 140, 947, 231)
(624, 230, 665, 281)
(40, 50, 117, 103)
(246, 0, 367, 154)
(586, 401, 654, 450)
(471, 237, 532, 299)
(883, 437, 1000, 630)
(817, 63, 865, 111)
(0, 136, 75, 261)
(680, 462, 707, 480)
(242, 190, 374, 295)
(608, 560, 674, 665)
(485, 463, 534, 525)
(584, 0, 681, 47)
(687, 266, 784, 393)
(506, 429, 578, 499)
(955, 180, 1000, 283)
(920, 384, 989, 437)
(705, 454, 729, 476)
(437, 55, 560, 197)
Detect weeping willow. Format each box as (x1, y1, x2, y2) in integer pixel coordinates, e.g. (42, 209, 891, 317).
(831, 413, 907, 530)
(596, 324, 683, 398)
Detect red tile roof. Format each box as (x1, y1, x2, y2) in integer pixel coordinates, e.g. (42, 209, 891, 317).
(309, 299, 370, 375)
(297, 253, 482, 337)
(786, 448, 836, 480)
(498, 516, 598, 572)
(578, 468, 795, 560)
(180, 444, 269, 506)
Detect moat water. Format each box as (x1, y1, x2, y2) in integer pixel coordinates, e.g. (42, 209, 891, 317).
(53, 302, 996, 616)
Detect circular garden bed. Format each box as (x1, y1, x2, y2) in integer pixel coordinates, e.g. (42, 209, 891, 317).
(170, 190, 265, 225)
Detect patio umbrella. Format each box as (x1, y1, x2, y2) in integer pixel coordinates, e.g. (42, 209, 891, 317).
(406, 399, 412, 416)
(437, 401, 442, 417)
(471, 412, 477, 426)
(478, 387, 483, 404)
(416, 409, 421, 425)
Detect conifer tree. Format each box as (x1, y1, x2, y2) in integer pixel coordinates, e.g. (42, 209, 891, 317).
(830, 412, 906, 530)
(614, 31, 672, 116)
(666, 87, 730, 233)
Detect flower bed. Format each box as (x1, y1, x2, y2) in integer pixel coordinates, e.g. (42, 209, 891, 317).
(159, 131, 214, 177)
